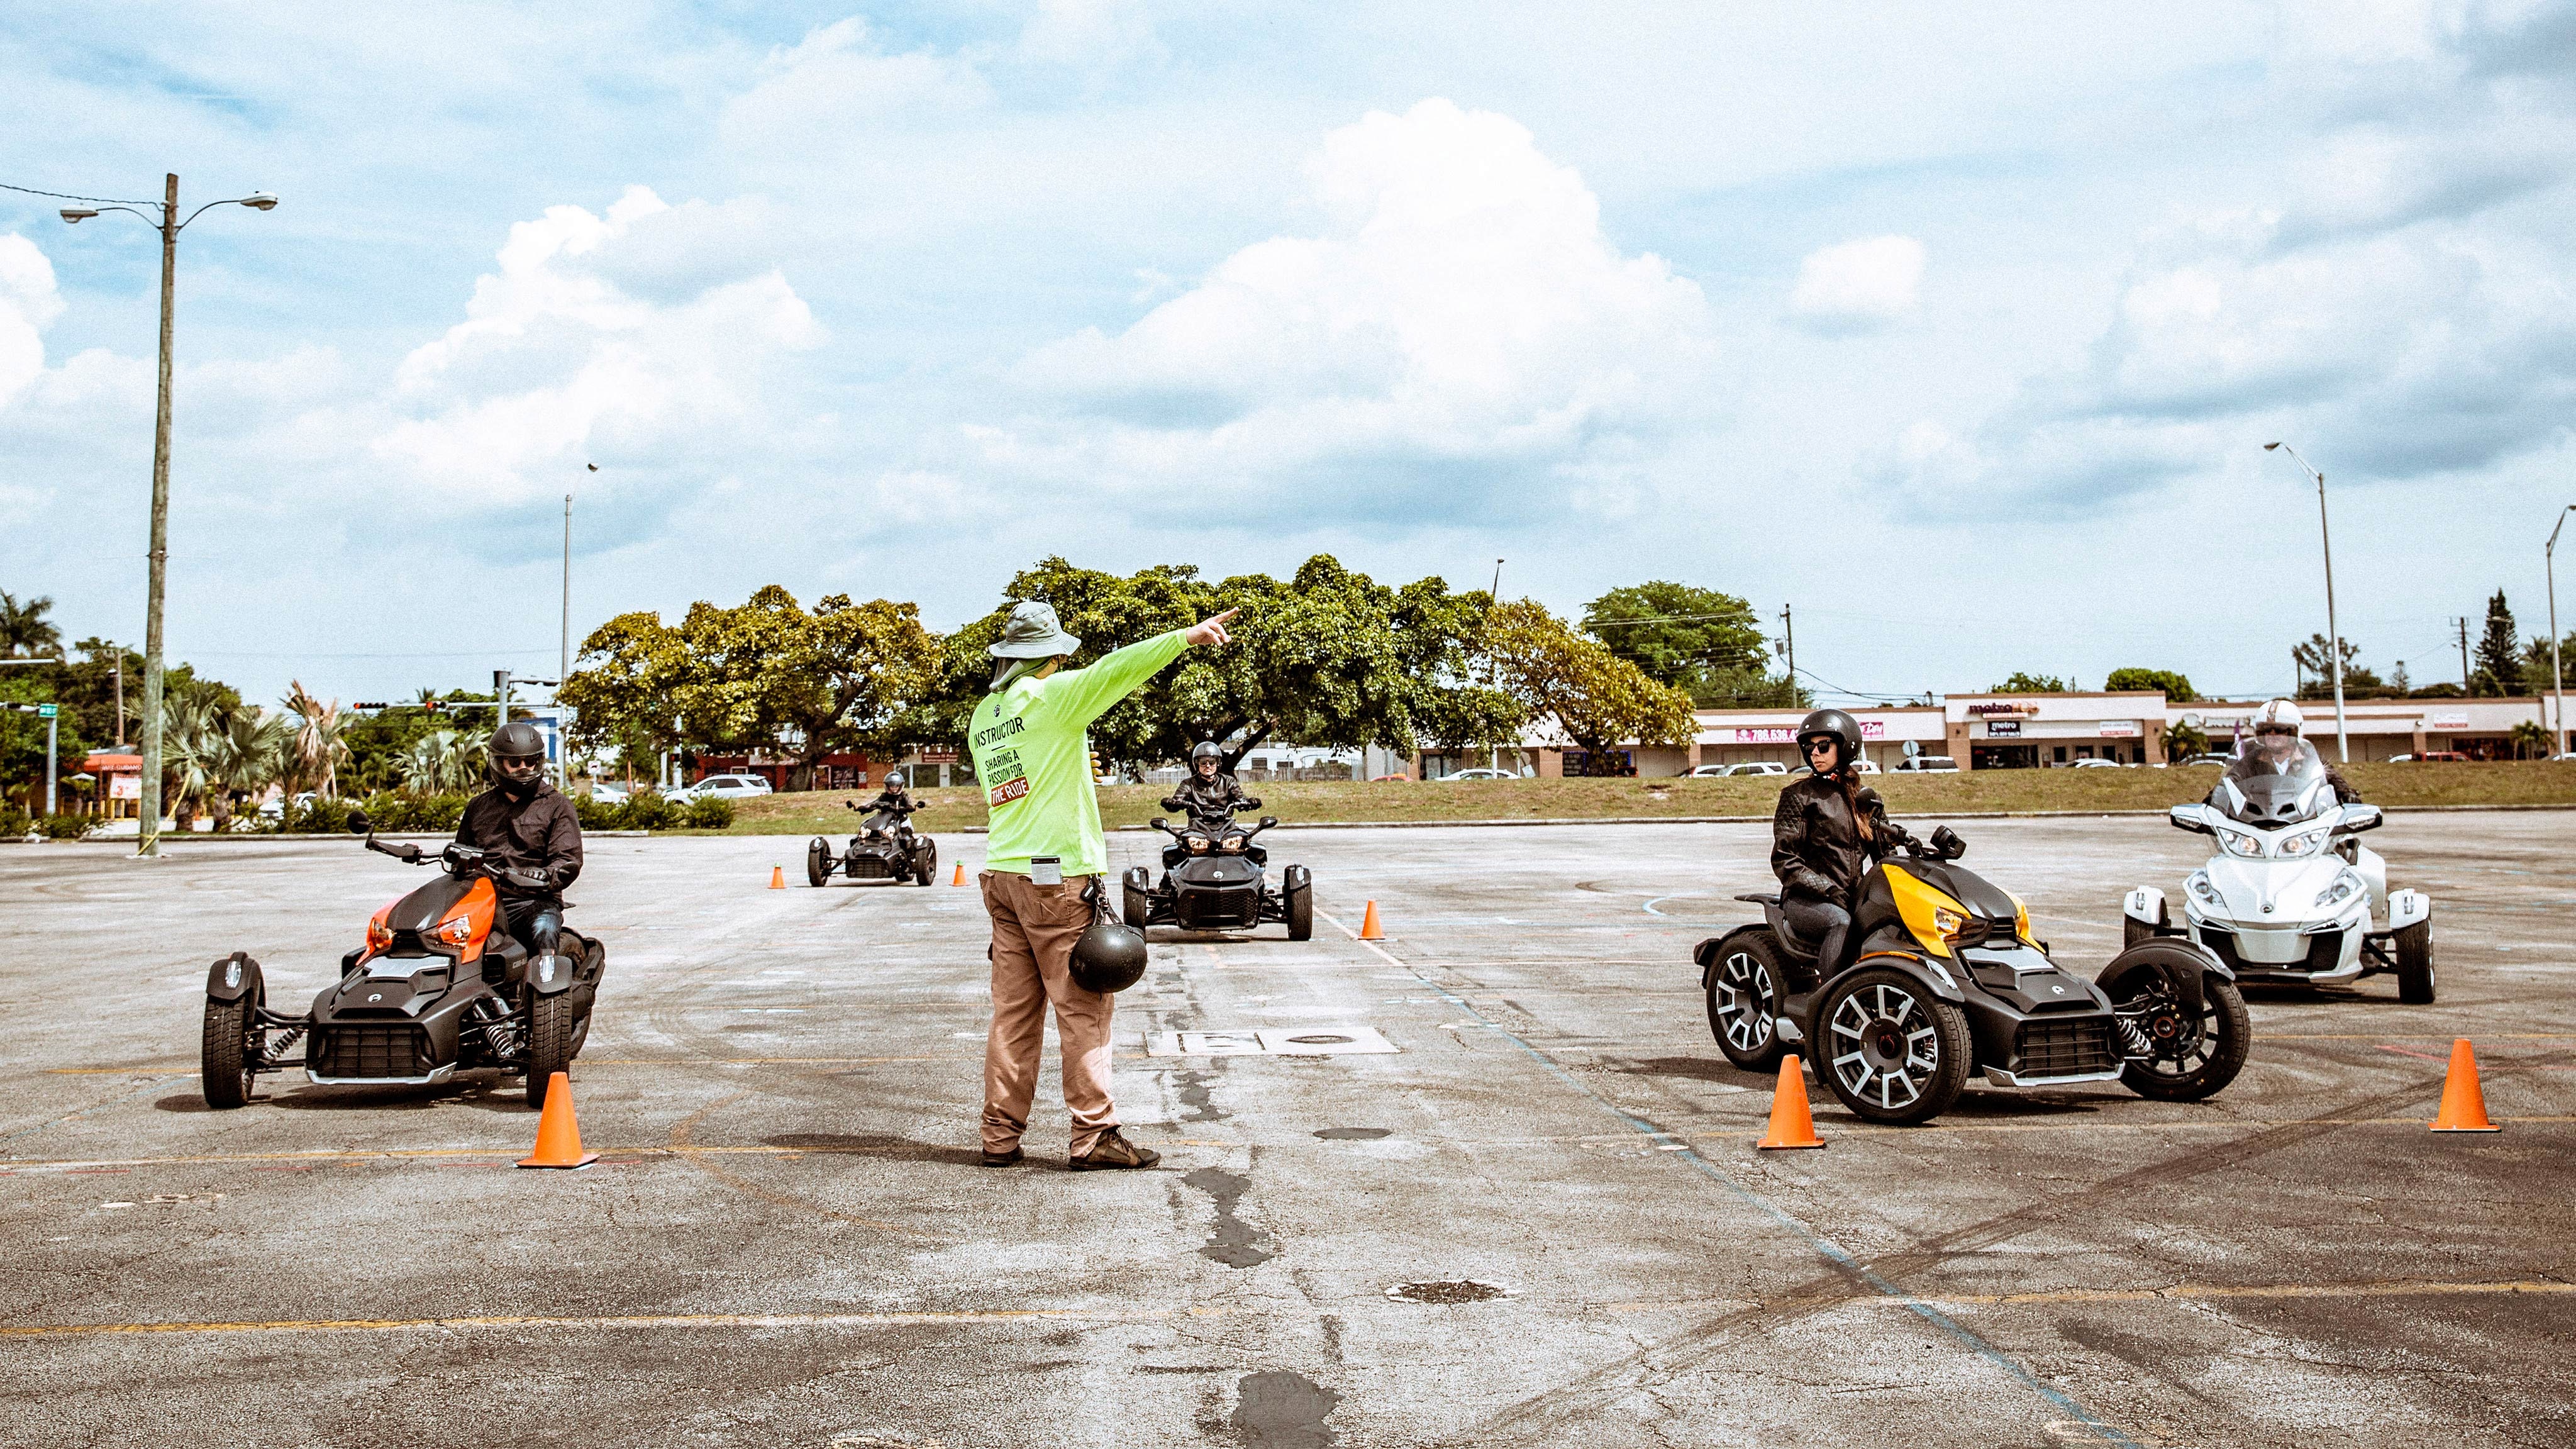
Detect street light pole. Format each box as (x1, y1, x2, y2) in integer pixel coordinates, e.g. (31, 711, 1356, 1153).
(2550, 505, 2575, 757)
(54, 174, 278, 855)
(2265, 442, 2350, 763)
(560, 491, 573, 789)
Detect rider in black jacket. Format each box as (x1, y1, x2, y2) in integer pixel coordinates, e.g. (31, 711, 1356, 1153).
(456, 721, 584, 968)
(1166, 741, 1254, 832)
(862, 769, 919, 819)
(1771, 709, 1913, 988)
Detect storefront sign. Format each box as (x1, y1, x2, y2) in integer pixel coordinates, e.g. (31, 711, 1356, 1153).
(1730, 721, 1887, 743)
(1985, 719, 2023, 738)
(917, 748, 960, 763)
(109, 775, 140, 799)
(1967, 702, 2038, 717)
(2098, 720, 2140, 738)
(2429, 712, 2469, 730)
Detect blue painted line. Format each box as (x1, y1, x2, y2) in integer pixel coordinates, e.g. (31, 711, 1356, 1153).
(1331, 912, 2138, 1446)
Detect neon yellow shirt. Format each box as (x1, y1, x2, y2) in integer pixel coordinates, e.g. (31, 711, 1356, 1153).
(969, 630, 1189, 877)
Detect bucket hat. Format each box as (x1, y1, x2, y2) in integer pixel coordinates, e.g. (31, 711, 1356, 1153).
(988, 601, 1080, 659)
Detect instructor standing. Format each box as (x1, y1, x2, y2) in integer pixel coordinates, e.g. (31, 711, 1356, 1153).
(969, 600, 1236, 1170)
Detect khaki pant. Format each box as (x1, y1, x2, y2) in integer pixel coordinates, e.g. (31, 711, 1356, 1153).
(980, 870, 1118, 1156)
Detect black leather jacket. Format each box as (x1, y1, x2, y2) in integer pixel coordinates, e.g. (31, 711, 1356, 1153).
(1771, 772, 1912, 904)
(457, 781, 584, 900)
(1167, 770, 1252, 830)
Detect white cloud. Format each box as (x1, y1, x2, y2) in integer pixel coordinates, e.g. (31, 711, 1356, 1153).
(719, 17, 991, 153)
(0, 235, 65, 408)
(1787, 235, 1924, 331)
(1004, 98, 1713, 516)
(374, 186, 826, 506)
(1016, 0, 1160, 69)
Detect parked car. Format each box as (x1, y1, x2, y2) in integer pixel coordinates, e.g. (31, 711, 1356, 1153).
(1370, 773, 1414, 782)
(2177, 753, 2236, 767)
(1723, 762, 1788, 777)
(588, 780, 632, 804)
(256, 791, 318, 821)
(1441, 767, 1519, 781)
(1679, 765, 1732, 778)
(2071, 757, 2124, 769)
(1790, 759, 1879, 779)
(1890, 755, 1959, 774)
(2399, 751, 2468, 762)
(675, 774, 774, 802)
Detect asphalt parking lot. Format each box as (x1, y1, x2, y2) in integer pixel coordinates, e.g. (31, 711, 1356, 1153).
(3, 811, 2570, 1448)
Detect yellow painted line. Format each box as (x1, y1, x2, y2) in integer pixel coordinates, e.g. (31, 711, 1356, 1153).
(1601, 1280, 2576, 1314)
(0, 1306, 1236, 1341)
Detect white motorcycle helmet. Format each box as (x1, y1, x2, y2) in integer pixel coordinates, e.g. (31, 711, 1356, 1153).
(2251, 698, 2304, 736)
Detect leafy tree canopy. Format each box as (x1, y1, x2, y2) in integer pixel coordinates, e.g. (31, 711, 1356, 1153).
(1482, 599, 1697, 761)
(1990, 672, 2070, 694)
(1580, 581, 1790, 706)
(2474, 589, 2519, 696)
(2103, 667, 2196, 702)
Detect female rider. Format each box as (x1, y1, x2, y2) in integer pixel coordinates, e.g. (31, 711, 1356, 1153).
(1770, 709, 1914, 990)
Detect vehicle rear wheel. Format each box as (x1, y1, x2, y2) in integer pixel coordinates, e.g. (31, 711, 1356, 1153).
(1705, 932, 1788, 1074)
(2114, 974, 2249, 1101)
(201, 996, 257, 1109)
(2395, 919, 2435, 1004)
(526, 992, 576, 1109)
(806, 837, 831, 887)
(914, 838, 938, 886)
(1123, 867, 1154, 931)
(2124, 896, 2168, 950)
(1815, 967, 1971, 1125)
(1285, 880, 1313, 941)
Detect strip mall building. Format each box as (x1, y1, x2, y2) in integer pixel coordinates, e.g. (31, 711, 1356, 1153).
(1426, 692, 2562, 777)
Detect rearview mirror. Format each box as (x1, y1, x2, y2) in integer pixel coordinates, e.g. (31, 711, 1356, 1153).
(2167, 803, 2214, 835)
(1928, 825, 1965, 860)
(1148, 817, 1167, 831)
(2340, 802, 2383, 833)
(346, 808, 372, 835)
(1260, 816, 1279, 830)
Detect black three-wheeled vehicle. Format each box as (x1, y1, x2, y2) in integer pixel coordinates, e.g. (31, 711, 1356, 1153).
(200, 823, 606, 1111)
(808, 798, 938, 887)
(1123, 799, 1312, 939)
(1694, 826, 2246, 1124)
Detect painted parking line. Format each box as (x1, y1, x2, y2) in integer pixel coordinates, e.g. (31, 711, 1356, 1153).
(0, 1305, 1239, 1341)
(0, 1140, 1243, 1174)
(1603, 1279, 2576, 1314)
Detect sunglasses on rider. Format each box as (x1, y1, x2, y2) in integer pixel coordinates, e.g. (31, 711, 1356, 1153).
(1803, 740, 1836, 755)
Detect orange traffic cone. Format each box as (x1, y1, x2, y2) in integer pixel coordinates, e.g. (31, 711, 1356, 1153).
(1358, 901, 1384, 940)
(1757, 1055, 1825, 1150)
(518, 1072, 598, 1169)
(951, 862, 967, 886)
(2429, 1038, 2502, 1132)
(769, 865, 785, 889)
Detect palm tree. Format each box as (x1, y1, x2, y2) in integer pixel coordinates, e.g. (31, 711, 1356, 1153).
(2509, 719, 2551, 760)
(0, 589, 60, 659)
(202, 708, 292, 830)
(159, 692, 221, 830)
(282, 680, 351, 798)
(402, 726, 490, 794)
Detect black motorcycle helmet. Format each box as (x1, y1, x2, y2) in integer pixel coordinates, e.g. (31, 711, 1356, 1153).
(489, 721, 548, 797)
(884, 769, 907, 791)
(1794, 708, 1862, 774)
(1070, 883, 1149, 993)
(1191, 741, 1223, 776)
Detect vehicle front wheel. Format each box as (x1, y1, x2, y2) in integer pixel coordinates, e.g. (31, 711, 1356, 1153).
(913, 838, 938, 887)
(2395, 919, 2435, 1004)
(2124, 895, 2168, 950)
(1815, 967, 1972, 1125)
(806, 837, 831, 887)
(1285, 880, 1313, 941)
(201, 996, 257, 1109)
(527, 993, 576, 1109)
(1705, 932, 1787, 1073)
(2114, 975, 2250, 1101)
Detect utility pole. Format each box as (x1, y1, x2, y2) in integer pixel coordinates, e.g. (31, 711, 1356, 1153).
(2549, 506, 2574, 755)
(560, 492, 574, 788)
(111, 645, 125, 747)
(138, 172, 179, 854)
(2457, 617, 2472, 692)
(494, 669, 511, 731)
(1777, 604, 1796, 699)
(2262, 443, 2349, 762)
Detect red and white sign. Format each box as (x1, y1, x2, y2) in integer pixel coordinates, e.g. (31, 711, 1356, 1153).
(2097, 721, 2140, 738)
(2428, 712, 2469, 731)
(1730, 721, 1887, 743)
(109, 775, 140, 800)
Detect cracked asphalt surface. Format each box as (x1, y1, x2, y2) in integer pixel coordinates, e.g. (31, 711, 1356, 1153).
(3, 812, 2570, 1448)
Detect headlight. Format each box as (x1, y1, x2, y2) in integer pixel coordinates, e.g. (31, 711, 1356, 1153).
(434, 914, 475, 947)
(1219, 836, 1245, 854)
(1187, 836, 1209, 853)
(1933, 907, 1965, 943)
(2216, 828, 2267, 858)
(2279, 826, 2330, 858)
(2314, 871, 2363, 909)
(2004, 890, 2030, 944)
(2187, 872, 2223, 908)
(366, 917, 394, 950)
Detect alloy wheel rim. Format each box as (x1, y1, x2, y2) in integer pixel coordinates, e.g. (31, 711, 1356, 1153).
(1828, 982, 1936, 1109)
(2140, 997, 2217, 1077)
(1714, 952, 1775, 1052)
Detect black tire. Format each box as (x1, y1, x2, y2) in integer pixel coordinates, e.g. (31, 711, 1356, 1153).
(527, 992, 577, 1109)
(2114, 975, 2250, 1101)
(806, 837, 831, 887)
(1704, 931, 1789, 1073)
(2395, 919, 2434, 1004)
(914, 838, 937, 887)
(1814, 967, 1972, 1125)
(201, 996, 257, 1109)
(1285, 880, 1313, 941)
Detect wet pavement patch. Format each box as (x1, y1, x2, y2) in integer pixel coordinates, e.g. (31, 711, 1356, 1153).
(1230, 1370, 1338, 1448)
(1312, 1127, 1391, 1140)
(1184, 1167, 1275, 1269)
(1385, 1279, 1514, 1304)
(1174, 1067, 1229, 1123)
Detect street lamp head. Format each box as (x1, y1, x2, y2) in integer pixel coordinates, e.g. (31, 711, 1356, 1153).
(59, 208, 96, 223)
(240, 192, 278, 211)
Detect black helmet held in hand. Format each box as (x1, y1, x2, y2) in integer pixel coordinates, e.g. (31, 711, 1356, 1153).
(1795, 708, 1863, 771)
(489, 720, 548, 796)
(1070, 881, 1149, 992)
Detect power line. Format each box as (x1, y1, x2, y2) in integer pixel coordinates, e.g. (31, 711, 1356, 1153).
(0, 179, 158, 206)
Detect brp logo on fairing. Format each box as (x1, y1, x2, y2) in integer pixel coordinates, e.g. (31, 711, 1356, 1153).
(367, 993, 382, 1003)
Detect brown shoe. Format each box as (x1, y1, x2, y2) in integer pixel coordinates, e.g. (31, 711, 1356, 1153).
(980, 1146, 1024, 1168)
(1068, 1128, 1161, 1172)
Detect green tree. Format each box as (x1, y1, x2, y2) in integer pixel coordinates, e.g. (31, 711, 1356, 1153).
(282, 681, 352, 799)
(1482, 599, 1696, 769)
(2162, 719, 2210, 760)
(917, 556, 1517, 769)
(565, 587, 943, 789)
(1990, 672, 2070, 693)
(1580, 581, 1794, 706)
(2473, 591, 2519, 695)
(2519, 630, 2576, 696)
(0, 589, 60, 659)
(2104, 667, 2196, 702)
(2508, 719, 2551, 759)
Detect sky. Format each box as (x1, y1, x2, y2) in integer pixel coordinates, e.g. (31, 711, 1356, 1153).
(3, 1, 2573, 711)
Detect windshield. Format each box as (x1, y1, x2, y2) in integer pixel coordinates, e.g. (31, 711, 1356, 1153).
(861, 806, 904, 830)
(2212, 736, 2331, 826)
